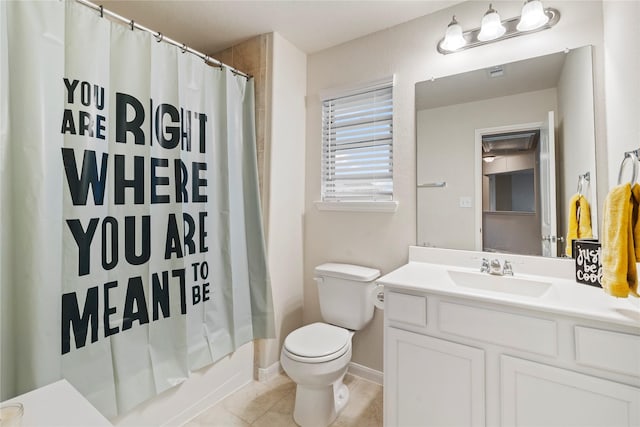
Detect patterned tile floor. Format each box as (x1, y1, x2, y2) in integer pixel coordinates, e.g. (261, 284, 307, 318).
(183, 373, 383, 427)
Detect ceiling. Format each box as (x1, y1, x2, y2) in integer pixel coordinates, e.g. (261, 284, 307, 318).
(415, 49, 567, 111)
(99, 0, 460, 55)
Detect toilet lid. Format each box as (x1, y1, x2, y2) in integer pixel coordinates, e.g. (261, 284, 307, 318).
(284, 322, 350, 359)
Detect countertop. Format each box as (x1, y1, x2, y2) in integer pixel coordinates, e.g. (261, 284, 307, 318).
(378, 247, 640, 329)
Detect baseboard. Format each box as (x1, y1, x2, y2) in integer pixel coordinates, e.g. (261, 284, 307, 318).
(347, 362, 383, 385)
(256, 361, 282, 382)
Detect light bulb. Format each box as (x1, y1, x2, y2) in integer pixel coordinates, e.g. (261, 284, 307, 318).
(441, 16, 466, 51)
(477, 4, 506, 41)
(517, 0, 549, 31)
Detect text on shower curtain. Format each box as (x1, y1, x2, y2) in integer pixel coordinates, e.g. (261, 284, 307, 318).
(59, 77, 212, 354)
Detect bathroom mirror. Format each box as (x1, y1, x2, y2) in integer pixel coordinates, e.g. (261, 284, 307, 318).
(416, 45, 597, 257)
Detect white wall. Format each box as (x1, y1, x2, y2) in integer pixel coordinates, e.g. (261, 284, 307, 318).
(305, 0, 605, 372)
(603, 1, 640, 188)
(258, 32, 307, 371)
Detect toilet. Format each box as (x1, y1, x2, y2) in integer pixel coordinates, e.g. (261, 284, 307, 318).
(280, 263, 380, 427)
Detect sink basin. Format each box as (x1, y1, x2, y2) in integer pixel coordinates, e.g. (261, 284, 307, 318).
(447, 270, 552, 298)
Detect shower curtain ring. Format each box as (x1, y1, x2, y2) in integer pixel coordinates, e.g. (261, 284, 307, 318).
(181, 44, 187, 53)
(155, 32, 163, 43)
(99, 5, 103, 18)
(129, 20, 134, 31)
(204, 55, 210, 64)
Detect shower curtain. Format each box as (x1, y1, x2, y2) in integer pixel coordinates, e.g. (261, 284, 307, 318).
(0, 1, 274, 417)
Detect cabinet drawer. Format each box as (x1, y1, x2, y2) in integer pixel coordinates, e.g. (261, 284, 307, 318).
(438, 301, 557, 356)
(386, 292, 427, 327)
(575, 326, 640, 378)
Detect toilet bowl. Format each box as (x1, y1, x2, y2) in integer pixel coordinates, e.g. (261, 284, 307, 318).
(281, 322, 354, 427)
(280, 263, 380, 427)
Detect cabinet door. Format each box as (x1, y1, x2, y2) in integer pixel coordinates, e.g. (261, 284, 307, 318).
(501, 355, 640, 427)
(385, 327, 485, 427)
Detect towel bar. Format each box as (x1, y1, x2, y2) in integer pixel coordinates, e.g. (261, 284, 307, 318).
(418, 181, 446, 188)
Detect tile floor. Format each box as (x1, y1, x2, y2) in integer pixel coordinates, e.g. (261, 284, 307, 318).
(183, 373, 383, 427)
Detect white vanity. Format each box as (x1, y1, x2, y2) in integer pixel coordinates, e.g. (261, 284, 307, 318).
(379, 246, 640, 427)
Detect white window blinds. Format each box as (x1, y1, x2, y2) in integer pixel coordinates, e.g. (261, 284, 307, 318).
(321, 81, 393, 202)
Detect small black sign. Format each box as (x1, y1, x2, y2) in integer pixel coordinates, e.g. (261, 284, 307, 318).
(574, 239, 602, 287)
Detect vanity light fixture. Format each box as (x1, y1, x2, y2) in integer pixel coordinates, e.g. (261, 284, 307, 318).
(517, 0, 550, 31)
(483, 155, 497, 163)
(477, 4, 506, 41)
(437, 1, 560, 55)
(440, 16, 466, 52)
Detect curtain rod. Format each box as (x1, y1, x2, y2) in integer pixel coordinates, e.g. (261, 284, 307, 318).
(75, 0, 251, 80)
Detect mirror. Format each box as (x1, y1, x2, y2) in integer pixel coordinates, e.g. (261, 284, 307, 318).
(416, 45, 597, 257)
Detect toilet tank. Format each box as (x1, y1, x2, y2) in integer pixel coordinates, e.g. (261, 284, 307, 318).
(314, 263, 380, 330)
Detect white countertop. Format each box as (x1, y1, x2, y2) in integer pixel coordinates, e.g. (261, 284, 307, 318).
(378, 247, 640, 329)
(2, 380, 112, 427)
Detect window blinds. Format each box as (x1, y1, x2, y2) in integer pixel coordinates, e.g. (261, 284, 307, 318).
(321, 83, 393, 202)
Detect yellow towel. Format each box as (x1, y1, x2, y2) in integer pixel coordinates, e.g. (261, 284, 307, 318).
(632, 184, 640, 261)
(565, 194, 593, 257)
(601, 183, 640, 298)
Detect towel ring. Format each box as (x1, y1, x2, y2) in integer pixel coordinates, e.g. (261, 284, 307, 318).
(617, 152, 639, 185)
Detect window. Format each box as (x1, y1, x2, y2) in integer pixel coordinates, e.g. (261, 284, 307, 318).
(321, 79, 394, 206)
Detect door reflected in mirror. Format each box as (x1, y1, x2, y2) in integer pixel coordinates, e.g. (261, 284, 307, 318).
(482, 131, 538, 214)
(416, 46, 597, 257)
(481, 130, 541, 256)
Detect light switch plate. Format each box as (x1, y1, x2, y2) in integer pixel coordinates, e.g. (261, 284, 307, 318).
(459, 197, 472, 208)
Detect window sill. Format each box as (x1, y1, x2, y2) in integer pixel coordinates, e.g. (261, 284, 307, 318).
(314, 200, 399, 213)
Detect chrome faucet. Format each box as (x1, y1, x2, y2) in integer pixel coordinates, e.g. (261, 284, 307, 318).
(480, 258, 490, 273)
(489, 259, 502, 275)
(502, 260, 514, 276)
(481, 258, 514, 276)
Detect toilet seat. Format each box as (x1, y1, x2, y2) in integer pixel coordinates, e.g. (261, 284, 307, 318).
(283, 322, 351, 363)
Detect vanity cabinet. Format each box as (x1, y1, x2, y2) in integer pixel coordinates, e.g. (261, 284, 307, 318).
(501, 355, 640, 427)
(383, 289, 640, 427)
(385, 327, 485, 427)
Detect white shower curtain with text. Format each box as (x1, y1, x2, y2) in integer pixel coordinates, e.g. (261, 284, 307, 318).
(0, 1, 274, 417)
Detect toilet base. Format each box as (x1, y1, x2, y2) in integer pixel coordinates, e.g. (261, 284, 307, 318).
(293, 381, 350, 427)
